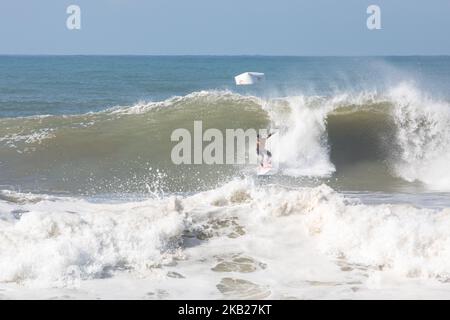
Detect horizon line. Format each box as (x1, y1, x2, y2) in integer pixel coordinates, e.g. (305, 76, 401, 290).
(1, 53, 450, 58)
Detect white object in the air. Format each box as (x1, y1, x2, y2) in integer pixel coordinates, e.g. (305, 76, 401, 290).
(234, 72, 265, 85)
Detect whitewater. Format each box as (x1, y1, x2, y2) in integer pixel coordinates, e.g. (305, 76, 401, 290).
(1, 56, 450, 299)
(2, 180, 450, 299)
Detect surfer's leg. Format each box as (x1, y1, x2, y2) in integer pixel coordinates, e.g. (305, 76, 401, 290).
(265, 151, 272, 165)
(258, 154, 264, 166)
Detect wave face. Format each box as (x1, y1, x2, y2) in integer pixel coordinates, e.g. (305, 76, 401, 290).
(2, 180, 450, 298)
(0, 84, 450, 194)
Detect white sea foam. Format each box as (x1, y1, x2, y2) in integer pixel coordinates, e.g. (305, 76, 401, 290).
(0, 128, 56, 151)
(0, 192, 186, 288)
(262, 95, 336, 177)
(2, 181, 450, 298)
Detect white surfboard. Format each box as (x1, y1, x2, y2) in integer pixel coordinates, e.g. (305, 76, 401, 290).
(257, 157, 274, 175)
(257, 166, 273, 176)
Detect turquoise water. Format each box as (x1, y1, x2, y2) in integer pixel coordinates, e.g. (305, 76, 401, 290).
(1, 56, 450, 117)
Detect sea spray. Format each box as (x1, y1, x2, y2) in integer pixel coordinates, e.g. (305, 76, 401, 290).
(389, 83, 450, 190)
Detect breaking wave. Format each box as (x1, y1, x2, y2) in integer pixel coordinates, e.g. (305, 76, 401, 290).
(0, 84, 449, 193)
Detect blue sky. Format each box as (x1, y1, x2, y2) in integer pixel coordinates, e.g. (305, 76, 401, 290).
(0, 0, 449, 55)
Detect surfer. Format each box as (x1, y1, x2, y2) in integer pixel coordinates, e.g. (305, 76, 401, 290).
(256, 132, 273, 167)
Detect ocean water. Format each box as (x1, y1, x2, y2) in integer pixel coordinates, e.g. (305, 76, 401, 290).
(1, 56, 450, 299)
